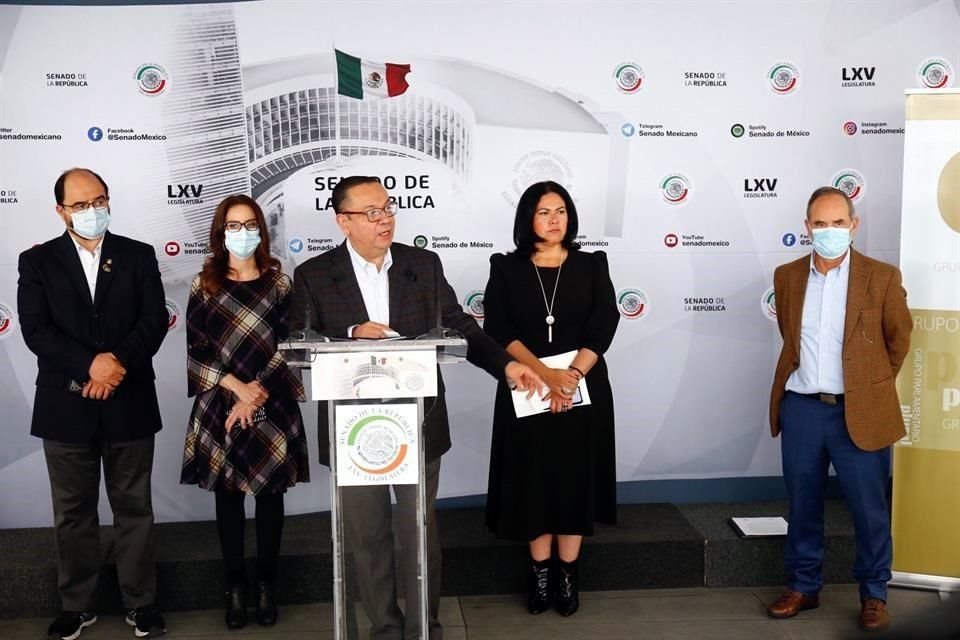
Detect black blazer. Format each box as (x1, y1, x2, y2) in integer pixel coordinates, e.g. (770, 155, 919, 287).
(291, 241, 512, 463)
(17, 231, 168, 443)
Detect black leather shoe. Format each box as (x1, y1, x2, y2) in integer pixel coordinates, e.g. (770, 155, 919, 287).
(528, 559, 550, 615)
(225, 585, 247, 630)
(255, 581, 278, 626)
(555, 559, 579, 617)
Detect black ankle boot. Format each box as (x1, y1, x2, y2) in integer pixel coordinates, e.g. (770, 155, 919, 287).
(555, 559, 579, 617)
(225, 585, 247, 629)
(255, 580, 278, 626)
(528, 559, 551, 614)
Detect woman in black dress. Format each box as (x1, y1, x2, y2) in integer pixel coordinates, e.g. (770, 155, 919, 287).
(483, 181, 619, 617)
(182, 195, 309, 629)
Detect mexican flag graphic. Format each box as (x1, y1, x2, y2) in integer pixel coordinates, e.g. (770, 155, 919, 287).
(335, 49, 411, 100)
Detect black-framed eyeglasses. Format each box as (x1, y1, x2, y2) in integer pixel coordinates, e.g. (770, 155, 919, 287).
(224, 219, 260, 232)
(339, 198, 398, 223)
(62, 195, 109, 213)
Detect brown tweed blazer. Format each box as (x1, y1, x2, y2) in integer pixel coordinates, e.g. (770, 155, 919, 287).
(291, 241, 512, 464)
(769, 249, 913, 451)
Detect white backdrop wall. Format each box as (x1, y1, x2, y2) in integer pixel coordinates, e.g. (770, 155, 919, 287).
(1, 0, 958, 527)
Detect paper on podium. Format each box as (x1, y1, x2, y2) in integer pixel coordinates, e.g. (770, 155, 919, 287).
(511, 350, 591, 418)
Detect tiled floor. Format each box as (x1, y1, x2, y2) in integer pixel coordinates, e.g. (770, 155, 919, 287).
(0, 585, 949, 640)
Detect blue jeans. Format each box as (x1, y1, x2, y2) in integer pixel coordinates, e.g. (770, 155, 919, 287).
(780, 391, 892, 601)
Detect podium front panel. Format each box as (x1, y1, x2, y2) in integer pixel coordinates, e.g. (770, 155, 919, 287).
(329, 398, 432, 640)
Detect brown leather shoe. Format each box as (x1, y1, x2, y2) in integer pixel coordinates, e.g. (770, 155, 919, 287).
(767, 589, 820, 618)
(859, 598, 890, 631)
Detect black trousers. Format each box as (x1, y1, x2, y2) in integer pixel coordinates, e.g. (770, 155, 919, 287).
(43, 435, 157, 611)
(214, 489, 285, 586)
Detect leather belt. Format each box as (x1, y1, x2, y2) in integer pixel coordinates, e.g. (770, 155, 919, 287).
(798, 392, 844, 406)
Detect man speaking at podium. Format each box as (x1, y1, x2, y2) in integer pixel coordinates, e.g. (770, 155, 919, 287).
(291, 175, 543, 640)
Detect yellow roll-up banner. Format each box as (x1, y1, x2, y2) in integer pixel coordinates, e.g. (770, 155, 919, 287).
(893, 90, 960, 586)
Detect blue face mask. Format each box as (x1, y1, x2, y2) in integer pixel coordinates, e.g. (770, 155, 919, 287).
(70, 206, 110, 240)
(224, 228, 261, 259)
(811, 227, 851, 259)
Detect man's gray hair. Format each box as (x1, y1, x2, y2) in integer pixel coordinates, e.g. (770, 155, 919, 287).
(806, 186, 855, 220)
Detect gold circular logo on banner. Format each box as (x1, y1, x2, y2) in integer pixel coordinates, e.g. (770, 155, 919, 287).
(939, 153, 960, 233)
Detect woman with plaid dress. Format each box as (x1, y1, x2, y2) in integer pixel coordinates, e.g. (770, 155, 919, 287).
(181, 195, 309, 630)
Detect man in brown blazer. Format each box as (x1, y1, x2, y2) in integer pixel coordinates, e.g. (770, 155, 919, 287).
(766, 186, 912, 631)
(291, 176, 543, 640)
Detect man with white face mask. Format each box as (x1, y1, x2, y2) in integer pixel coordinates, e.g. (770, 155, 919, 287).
(766, 187, 912, 632)
(16, 168, 169, 639)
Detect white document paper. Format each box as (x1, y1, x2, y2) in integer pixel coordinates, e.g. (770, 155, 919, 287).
(729, 516, 789, 538)
(511, 350, 591, 418)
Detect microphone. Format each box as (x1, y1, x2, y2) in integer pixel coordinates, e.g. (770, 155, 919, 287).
(405, 258, 458, 340)
(289, 287, 329, 342)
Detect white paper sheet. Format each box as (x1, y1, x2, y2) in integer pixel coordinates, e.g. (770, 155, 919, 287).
(511, 350, 591, 418)
(729, 516, 789, 538)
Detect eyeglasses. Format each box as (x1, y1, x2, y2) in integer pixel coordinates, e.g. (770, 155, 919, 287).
(339, 198, 398, 223)
(224, 219, 260, 232)
(62, 196, 109, 213)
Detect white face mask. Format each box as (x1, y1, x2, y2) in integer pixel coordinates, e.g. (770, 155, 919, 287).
(811, 227, 851, 259)
(224, 227, 261, 259)
(70, 206, 111, 239)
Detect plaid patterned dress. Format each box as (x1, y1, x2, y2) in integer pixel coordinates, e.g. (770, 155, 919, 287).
(181, 269, 309, 495)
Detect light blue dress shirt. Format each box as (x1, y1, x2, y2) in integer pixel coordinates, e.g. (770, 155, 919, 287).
(785, 251, 851, 395)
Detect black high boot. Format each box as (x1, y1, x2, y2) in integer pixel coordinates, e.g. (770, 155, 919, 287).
(225, 585, 248, 629)
(528, 558, 551, 614)
(254, 580, 278, 626)
(555, 559, 579, 617)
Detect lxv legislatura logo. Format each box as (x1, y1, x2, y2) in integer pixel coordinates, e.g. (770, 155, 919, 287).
(134, 63, 168, 96)
(167, 183, 204, 206)
(768, 62, 800, 94)
(613, 62, 645, 93)
(617, 289, 648, 320)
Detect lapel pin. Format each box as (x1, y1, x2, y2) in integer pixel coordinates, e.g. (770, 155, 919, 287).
(102, 258, 113, 273)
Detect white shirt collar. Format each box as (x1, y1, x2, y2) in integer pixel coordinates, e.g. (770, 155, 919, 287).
(70, 232, 104, 258)
(808, 247, 852, 276)
(345, 239, 392, 275)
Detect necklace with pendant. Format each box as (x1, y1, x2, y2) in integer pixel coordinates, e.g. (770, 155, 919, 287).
(533, 253, 563, 343)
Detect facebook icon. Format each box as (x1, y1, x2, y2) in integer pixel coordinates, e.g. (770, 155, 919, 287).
(782, 232, 797, 247)
(87, 126, 103, 142)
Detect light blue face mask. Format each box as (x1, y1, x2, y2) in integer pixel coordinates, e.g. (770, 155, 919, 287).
(224, 228, 261, 259)
(70, 206, 111, 240)
(811, 227, 851, 260)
